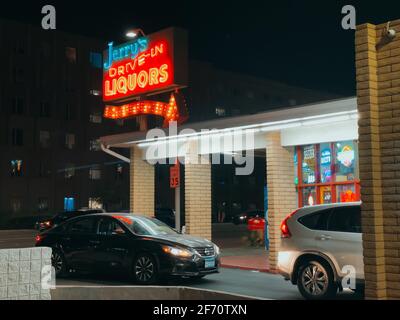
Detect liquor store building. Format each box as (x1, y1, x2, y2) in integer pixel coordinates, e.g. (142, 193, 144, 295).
(99, 96, 359, 271)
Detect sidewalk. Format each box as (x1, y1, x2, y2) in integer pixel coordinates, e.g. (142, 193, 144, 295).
(220, 246, 272, 273)
(212, 223, 273, 273)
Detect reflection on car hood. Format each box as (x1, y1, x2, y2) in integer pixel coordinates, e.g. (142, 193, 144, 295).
(145, 233, 214, 248)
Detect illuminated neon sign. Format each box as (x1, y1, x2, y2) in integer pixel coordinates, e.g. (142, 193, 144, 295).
(104, 92, 188, 126)
(103, 28, 187, 104)
(103, 38, 149, 70)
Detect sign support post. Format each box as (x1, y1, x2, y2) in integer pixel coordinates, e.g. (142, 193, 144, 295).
(175, 182, 181, 233)
(170, 160, 181, 232)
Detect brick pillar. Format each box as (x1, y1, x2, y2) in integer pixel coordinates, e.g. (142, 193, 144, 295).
(356, 20, 400, 299)
(130, 146, 154, 217)
(266, 132, 297, 270)
(184, 142, 212, 240)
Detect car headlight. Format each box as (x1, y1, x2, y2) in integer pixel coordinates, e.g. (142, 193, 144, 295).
(214, 244, 220, 255)
(162, 245, 193, 258)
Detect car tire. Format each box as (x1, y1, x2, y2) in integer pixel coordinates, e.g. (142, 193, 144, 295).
(51, 249, 68, 278)
(132, 253, 158, 285)
(297, 260, 337, 300)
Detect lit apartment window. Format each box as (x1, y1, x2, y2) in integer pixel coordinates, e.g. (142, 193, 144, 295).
(64, 197, 75, 211)
(11, 97, 24, 115)
(89, 113, 102, 124)
(65, 134, 75, 149)
(65, 47, 77, 63)
(215, 107, 226, 117)
(10, 198, 22, 213)
(11, 128, 23, 146)
(65, 164, 75, 179)
(90, 140, 101, 151)
(39, 131, 51, 148)
(89, 197, 103, 209)
(38, 198, 49, 212)
(90, 89, 102, 96)
(90, 52, 102, 68)
(89, 166, 101, 180)
(11, 160, 23, 176)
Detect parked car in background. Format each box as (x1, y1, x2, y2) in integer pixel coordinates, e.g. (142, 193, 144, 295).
(232, 210, 264, 225)
(38, 208, 105, 232)
(35, 213, 220, 284)
(155, 207, 176, 228)
(1, 215, 52, 230)
(34, 216, 54, 230)
(277, 202, 363, 300)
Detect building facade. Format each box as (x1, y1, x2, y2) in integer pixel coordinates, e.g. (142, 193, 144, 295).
(0, 19, 337, 224)
(0, 19, 133, 222)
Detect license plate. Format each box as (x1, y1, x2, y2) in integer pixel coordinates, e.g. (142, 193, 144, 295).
(204, 257, 215, 268)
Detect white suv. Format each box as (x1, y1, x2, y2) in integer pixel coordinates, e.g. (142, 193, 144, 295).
(277, 202, 364, 300)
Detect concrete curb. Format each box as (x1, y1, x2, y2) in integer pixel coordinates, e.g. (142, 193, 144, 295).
(220, 264, 278, 274)
(52, 285, 268, 300)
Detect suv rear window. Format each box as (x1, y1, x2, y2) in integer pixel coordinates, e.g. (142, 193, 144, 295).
(327, 206, 361, 233)
(298, 209, 331, 230)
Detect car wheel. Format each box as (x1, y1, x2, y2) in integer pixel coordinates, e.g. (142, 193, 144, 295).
(51, 249, 67, 278)
(132, 254, 158, 285)
(297, 260, 337, 300)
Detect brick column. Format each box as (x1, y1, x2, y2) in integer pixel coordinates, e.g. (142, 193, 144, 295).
(130, 146, 154, 217)
(356, 20, 400, 299)
(184, 142, 212, 240)
(266, 132, 297, 270)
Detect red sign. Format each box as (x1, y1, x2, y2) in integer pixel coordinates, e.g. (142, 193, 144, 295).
(103, 28, 187, 104)
(103, 92, 188, 126)
(170, 162, 180, 189)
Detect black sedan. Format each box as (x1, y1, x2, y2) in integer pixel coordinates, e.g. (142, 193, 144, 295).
(35, 213, 220, 284)
(37, 208, 105, 232)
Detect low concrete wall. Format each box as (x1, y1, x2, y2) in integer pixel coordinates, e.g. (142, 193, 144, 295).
(0, 247, 52, 300)
(52, 286, 264, 300)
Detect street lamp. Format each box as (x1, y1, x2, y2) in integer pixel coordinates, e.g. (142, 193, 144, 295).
(125, 28, 146, 39)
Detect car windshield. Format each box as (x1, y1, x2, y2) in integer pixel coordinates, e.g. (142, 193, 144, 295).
(112, 215, 178, 236)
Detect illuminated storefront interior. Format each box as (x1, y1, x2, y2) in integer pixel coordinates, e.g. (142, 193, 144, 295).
(295, 140, 360, 207)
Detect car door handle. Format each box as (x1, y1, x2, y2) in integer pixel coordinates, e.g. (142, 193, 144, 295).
(89, 240, 101, 245)
(316, 235, 332, 241)
(61, 237, 71, 241)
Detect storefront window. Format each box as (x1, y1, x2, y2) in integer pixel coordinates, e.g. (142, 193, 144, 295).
(320, 186, 333, 204)
(337, 184, 357, 203)
(334, 141, 357, 182)
(302, 187, 317, 206)
(294, 152, 299, 185)
(295, 140, 360, 207)
(301, 145, 316, 184)
(320, 143, 332, 183)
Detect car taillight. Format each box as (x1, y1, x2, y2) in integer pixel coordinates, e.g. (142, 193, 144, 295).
(35, 234, 45, 244)
(280, 209, 300, 239)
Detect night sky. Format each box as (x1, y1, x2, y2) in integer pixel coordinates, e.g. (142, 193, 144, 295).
(2, 0, 400, 96)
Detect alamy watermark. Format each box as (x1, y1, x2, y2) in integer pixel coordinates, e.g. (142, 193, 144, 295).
(144, 122, 255, 176)
(41, 5, 56, 30)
